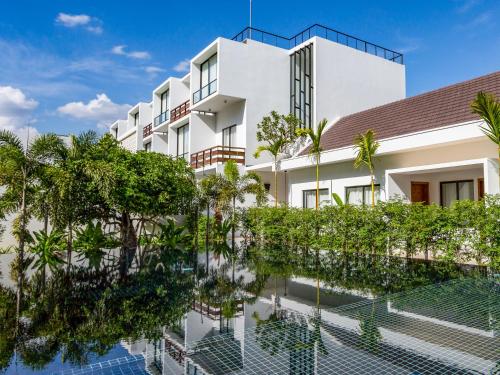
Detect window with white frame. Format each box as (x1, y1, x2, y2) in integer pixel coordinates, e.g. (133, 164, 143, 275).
(222, 125, 236, 147)
(176, 124, 189, 161)
(346, 185, 380, 206)
(440, 180, 474, 207)
(303, 188, 329, 208)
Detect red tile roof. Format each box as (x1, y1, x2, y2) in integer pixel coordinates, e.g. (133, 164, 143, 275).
(302, 71, 500, 155)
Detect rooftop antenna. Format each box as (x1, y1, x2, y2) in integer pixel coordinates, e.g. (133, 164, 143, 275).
(249, 0, 252, 39)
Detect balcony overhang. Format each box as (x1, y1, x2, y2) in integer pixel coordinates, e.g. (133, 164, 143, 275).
(191, 93, 243, 113)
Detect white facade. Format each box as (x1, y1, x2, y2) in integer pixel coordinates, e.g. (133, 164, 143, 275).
(108, 25, 499, 208)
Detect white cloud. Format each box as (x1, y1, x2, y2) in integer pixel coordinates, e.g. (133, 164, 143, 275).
(55, 13, 103, 34)
(57, 93, 131, 129)
(0, 86, 39, 142)
(173, 59, 190, 73)
(111, 45, 150, 59)
(145, 66, 165, 75)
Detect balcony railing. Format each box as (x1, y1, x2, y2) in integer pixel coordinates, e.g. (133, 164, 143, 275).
(190, 145, 245, 169)
(143, 123, 153, 138)
(192, 79, 217, 104)
(154, 111, 169, 127)
(170, 100, 190, 122)
(232, 24, 404, 64)
(192, 300, 244, 320)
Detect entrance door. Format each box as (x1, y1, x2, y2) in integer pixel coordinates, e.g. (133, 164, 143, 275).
(411, 182, 430, 205)
(478, 178, 484, 200)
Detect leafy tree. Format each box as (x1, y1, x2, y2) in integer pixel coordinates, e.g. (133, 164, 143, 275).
(74, 222, 114, 271)
(0, 130, 62, 315)
(254, 111, 301, 207)
(29, 230, 65, 287)
(353, 129, 380, 207)
(297, 118, 328, 210)
(471, 91, 500, 185)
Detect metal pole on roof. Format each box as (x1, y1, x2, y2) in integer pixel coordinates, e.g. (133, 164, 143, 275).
(249, 0, 252, 39)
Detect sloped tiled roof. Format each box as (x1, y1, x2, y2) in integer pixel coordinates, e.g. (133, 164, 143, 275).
(302, 71, 500, 155)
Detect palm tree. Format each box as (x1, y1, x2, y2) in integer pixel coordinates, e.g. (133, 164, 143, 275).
(471, 91, 500, 185)
(220, 160, 266, 281)
(353, 130, 380, 207)
(0, 130, 62, 316)
(254, 112, 301, 207)
(297, 119, 328, 210)
(29, 230, 65, 288)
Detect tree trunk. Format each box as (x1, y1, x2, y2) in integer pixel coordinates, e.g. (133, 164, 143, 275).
(371, 172, 375, 208)
(274, 157, 278, 208)
(16, 170, 27, 322)
(316, 157, 319, 210)
(232, 196, 236, 283)
(205, 203, 210, 274)
(119, 212, 137, 279)
(66, 219, 73, 274)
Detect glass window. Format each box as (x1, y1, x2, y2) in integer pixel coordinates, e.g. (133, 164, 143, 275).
(346, 185, 380, 206)
(144, 142, 151, 152)
(290, 44, 313, 129)
(160, 90, 169, 114)
(303, 189, 329, 208)
(440, 180, 474, 207)
(133, 112, 139, 127)
(200, 54, 217, 88)
(177, 124, 189, 161)
(222, 125, 236, 147)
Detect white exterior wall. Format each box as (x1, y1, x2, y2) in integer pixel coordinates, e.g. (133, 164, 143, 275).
(287, 138, 498, 207)
(313, 37, 406, 125)
(120, 131, 138, 152)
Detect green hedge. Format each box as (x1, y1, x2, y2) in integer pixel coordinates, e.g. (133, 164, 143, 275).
(243, 195, 500, 268)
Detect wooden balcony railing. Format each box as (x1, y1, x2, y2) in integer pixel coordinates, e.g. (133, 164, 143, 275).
(170, 100, 190, 123)
(190, 145, 245, 169)
(192, 300, 244, 320)
(143, 123, 153, 138)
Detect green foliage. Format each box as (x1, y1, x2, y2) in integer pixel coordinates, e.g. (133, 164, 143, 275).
(471, 91, 500, 146)
(74, 222, 116, 271)
(243, 196, 500, 268)
(254, 111, 302, 156)
(29, 230, 66, 274)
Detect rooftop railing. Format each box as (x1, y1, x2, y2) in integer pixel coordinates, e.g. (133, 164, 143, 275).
(232, 24, 403, 64)
(154, 111, 169, 127)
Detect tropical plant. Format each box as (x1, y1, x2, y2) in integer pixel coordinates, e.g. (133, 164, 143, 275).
(297, 118, 328, 209)
(254, 111, 301, 207)
(471, 91, 500, 185)
(0, 130, 62, 314)
(29, 230, 65, 287)
(74, 222, 114, 271)
(353, 129, 380, 207)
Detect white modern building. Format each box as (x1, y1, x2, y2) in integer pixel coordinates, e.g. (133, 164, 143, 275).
(110, 24, 500, 208)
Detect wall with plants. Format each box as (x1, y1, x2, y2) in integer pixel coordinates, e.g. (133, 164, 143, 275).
(243, 195, 500, 269)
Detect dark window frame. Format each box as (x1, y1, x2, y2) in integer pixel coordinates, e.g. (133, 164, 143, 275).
(200, 53, 217, 88)
(290, 44, 313, 129)
(439, 179, 474, 206)
(176, 124, 189, 160)
(160, 90, 169, 114)
(345, 184, 381, 205)
(302, 188, 329, 208)
(133, 112, 139, 127)
(222, 124, 237, 147)
(144, 142, 152, 152)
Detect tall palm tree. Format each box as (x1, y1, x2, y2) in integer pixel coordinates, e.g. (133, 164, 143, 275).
(353, 130, 380, 207)
(220, 160, 266, 281)
(254, 141, 284, 208)
(297, 119, 328, 210)
(0, 130, 62, 316)
(471, 91, 500, 185)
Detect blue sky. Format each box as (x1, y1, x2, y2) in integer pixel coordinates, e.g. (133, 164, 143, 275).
(0, 0, 498, 139)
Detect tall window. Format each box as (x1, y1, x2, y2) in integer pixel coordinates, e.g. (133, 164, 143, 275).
(303, 189, 329, 208)
(177, 124, 189, 161)
(160, 90, 169, 114)
(133, 112, 139, 127)
(114, 128, 118, 139)
(222, 125, 236, 147)
(290, 44, 313, 129)
(346, 185, 380, 206)
(144, 142, 151, 152)
(201, 54, 217, 88)
(440, 180, 474, 207)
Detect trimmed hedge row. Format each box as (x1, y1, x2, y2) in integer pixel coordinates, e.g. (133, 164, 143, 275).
(242, 195, 500, 268)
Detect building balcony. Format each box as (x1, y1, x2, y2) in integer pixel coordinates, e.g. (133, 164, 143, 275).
(170, 100, 190, 123)
(153, 111, 169, 127)
(190, 145, 245, 169)
(143, 123, 153, 138)
(192, 79, 217, 105)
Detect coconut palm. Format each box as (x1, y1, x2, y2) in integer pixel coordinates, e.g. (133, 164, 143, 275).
(353, 130, 380, 207)
(220, 160, 266, 281)
(471, 91, 500, 185)
(0, 130, 63, 315)
(297, 119, 328, 210)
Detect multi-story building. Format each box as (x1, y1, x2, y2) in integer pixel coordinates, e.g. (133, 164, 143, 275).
(110, 24, 500, 207)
